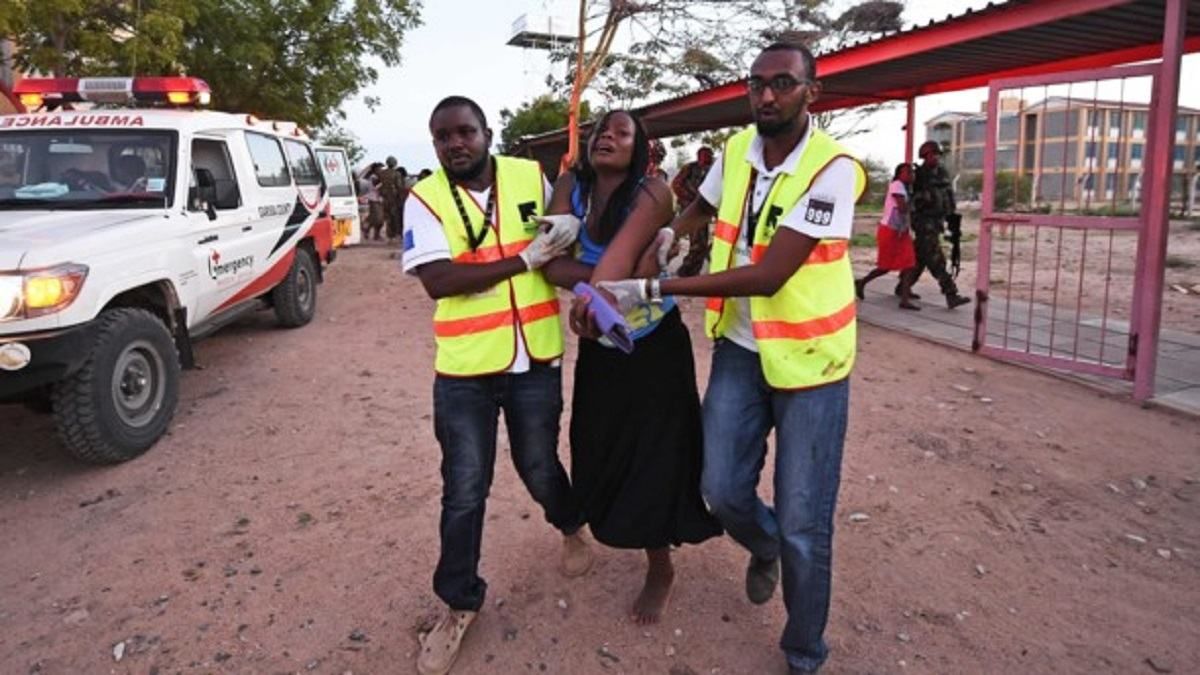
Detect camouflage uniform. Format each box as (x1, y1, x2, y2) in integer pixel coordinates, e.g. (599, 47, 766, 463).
(671, 161, 712, 277)
(911, 163, 960, 297)
(378, 166, 407, 240)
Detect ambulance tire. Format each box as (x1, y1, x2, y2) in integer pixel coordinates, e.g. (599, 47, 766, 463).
(51, 308, 180, 464)
(272, 248, 317, 328)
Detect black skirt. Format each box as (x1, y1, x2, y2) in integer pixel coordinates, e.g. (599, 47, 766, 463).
(569, 308, 723, 549)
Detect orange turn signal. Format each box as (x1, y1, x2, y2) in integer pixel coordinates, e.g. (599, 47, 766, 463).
(18, 93, 43, 108)
(166, 91, 191, 104)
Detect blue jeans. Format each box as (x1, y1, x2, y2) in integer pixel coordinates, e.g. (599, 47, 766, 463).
(701, 340, 849, 672)
(432, 364, 581, 611)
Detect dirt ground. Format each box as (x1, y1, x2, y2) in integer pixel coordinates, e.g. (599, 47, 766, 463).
(2, 243, 1199, 675)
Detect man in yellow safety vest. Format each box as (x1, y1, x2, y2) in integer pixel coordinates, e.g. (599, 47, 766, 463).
(403, 96, 592, 675)
(594, 44, 863, 673)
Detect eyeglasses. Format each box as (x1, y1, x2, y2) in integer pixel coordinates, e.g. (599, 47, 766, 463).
(747, 75, 812, 95)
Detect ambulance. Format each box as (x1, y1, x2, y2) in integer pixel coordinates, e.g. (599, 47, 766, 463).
(0, 76, 336, 463)
(314, 144, 361, 247)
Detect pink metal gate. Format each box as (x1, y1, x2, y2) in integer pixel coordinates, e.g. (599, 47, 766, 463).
(973, 56, 1180, 399)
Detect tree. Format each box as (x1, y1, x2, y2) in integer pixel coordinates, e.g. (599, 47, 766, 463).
(318, 126, 366, 165)
(543, 0, 905, 150)
(499, 95, 591, 154)
(0, 0, 423, 131)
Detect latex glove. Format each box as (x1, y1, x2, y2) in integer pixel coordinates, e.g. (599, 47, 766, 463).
(649, 227, 690, 277)
(533, 214, 582, 248)
(596, 279, 648, 314)
(518, 229, 573, 270)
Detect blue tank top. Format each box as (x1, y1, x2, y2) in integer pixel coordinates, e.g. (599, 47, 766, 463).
(571, 179, 675, 342)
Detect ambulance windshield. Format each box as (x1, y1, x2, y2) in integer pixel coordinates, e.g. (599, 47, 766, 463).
(0, 130, 176, 209)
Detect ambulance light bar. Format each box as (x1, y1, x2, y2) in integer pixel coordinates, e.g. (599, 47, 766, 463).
(13, 77, 212, 109)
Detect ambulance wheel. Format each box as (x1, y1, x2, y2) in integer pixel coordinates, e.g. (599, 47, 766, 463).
(272, 248, 317, 328)
(51, 308, 180, 464)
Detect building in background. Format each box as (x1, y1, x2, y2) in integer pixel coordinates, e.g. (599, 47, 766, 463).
(927, 97, 1200, 211)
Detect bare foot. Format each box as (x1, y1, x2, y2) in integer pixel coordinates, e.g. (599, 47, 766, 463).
(631, 551, 674, 624)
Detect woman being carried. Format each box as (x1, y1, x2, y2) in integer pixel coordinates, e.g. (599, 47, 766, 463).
(543, 110, 722, 624)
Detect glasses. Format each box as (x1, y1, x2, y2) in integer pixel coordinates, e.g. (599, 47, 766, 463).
(747, 75, 812, 95)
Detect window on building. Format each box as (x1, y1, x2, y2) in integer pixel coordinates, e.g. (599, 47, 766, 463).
(1105, 173, 1117, 192)
(1193, 145, 1200, 166)
(1132, 111, 1147, 132)
(245, 132, 291, 187)
(1087, 109, 1100, 128)
(1109, 111, 1123, 135)
(999, 115, 1019, 143)
(1128, 173, 1141, 198)
(1107, 142, 1120, 160)
(1131, 143, 1144, 160)
(1044, 110, 1070, 138)
(1174, 145, 1186, 163)
(1177, 116, 1190, 134)
(1085, 141, 1097, 159)
(963, 118, 987, 145)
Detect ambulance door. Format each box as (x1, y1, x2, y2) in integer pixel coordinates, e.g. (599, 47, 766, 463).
(207, 130, 298, 314)
(315, 146, 360, 246)
(186, 135, 255, 324)
(280, 139, 329, 254)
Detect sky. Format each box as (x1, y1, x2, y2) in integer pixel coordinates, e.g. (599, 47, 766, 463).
(341, 0, 1199, 172)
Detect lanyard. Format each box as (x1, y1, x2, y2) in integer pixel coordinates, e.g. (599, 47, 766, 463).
(446, 159, 497, 252)
(744, 169, 781, 247)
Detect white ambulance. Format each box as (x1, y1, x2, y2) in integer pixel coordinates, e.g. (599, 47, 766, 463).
(314, 144, 361, 247)
(0, 77, 336, 463)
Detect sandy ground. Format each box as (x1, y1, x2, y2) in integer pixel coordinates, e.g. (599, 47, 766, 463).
(2, 243, 1199, 675)
(848, 211, 1200, 335)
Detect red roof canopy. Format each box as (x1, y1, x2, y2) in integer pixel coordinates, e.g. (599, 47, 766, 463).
(513, 0, 1200, 170)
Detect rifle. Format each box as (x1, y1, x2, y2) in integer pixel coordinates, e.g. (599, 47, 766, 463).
(945, 213, 963, 278)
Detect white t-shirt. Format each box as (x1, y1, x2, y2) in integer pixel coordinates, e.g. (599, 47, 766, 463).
(882, 179, 909, 231)
(402, 174, 554, 374)
(698, 121, 858, 352)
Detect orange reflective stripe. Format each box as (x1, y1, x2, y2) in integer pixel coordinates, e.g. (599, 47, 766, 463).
(752, 301, 856, 340)
(750, 239, 847, 264)
(434, 308, 513, 337)
(706, 297, 723, 312)
(713, 220, 739, 244)
(518, 298, 560, 324)
(808, 240, 848, 263)
(453, 239, 530, 264)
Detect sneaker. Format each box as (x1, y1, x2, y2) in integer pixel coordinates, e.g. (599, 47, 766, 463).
(417, 609, 477, 675)
(561, 529, 594, 578)
(946, 294, 971, 309)
(745, 555, 780, 605)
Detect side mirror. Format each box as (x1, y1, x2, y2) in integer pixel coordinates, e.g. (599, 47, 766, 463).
(190, 168, 219, 221)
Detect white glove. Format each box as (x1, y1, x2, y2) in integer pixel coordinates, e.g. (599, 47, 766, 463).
(533, 214, 582, 249)
(651, 227, 690, 277)
(518, 229, 573, 270)
(653, 227, 675, 268)
(596, 279, 648, 314)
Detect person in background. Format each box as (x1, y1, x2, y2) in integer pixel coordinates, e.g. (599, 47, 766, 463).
(379, 156, 407, 243)
(671, 146, 716, 276)
(910, 141, 971, 308)
(855, 163, 919, 309)
(647, 139, 669, 181)
(360, 162, 385, 241)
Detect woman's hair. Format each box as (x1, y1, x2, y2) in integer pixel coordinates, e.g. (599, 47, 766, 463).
(893, 163, 912, 180)
(572, 110, 652, 245)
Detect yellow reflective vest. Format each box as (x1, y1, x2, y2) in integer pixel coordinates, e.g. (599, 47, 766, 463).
(705, 127, 866, 389)
(410, 156, 563, 376)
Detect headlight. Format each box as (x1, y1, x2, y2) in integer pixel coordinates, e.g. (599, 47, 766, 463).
(0, 264, 89, 321)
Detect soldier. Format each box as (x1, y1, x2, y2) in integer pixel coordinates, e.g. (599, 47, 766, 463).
(910, 141, 970, 309)
(378, 156, 407, 243)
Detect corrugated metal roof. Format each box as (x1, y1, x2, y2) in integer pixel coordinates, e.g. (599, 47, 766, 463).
(513, 0, 1200, 171)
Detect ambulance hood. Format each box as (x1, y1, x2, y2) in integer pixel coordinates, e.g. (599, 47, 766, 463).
(0, 210, 163, 270)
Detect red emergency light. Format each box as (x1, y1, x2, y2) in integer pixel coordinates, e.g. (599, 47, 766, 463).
(13, 77, 212, 109)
